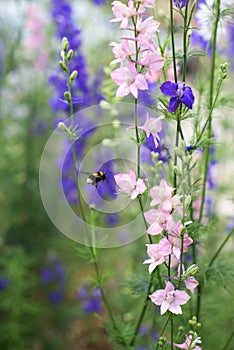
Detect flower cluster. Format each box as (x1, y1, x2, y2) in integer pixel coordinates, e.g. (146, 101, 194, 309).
(40, 254, 66, 304)
(143, 179, 198, 315)
(77, 285, 102, 314)
(110, 0, 164, 98)
(49, 0, 91, 112)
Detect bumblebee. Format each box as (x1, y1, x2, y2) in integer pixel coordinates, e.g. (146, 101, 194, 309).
(86, 171, 107, 187)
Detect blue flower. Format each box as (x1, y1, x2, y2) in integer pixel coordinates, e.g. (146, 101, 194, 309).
(160, 81, 195, 112)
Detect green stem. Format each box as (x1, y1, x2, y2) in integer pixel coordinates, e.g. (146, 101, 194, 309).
(65, 56, 87, 224)
(129, 272, 154, 346)
(196, 0, 221, 320)
(171, 315, 174, 350)
(64, 47, 126, 345)
(156, 314, 172, 350)
(208, 227, 234, 268)
(134, 98, 141, 178)
(170, 0, 177, 83)
(221, 330, 234, 350)
(198, 0, 220, 223)
(182, 0, 189, 83)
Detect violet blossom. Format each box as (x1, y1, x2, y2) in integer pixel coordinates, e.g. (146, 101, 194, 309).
(160, 81, 195, 113)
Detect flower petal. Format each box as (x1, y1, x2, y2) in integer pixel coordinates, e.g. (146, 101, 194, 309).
(168, 96, 180, 112)
(160, 81, 177, 96)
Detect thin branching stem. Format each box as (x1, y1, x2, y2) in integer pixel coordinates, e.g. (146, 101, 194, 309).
(196, 0, 221, 320)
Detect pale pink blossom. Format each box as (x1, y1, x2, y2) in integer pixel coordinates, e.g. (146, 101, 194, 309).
(150, 281, 190, 315)
(24, 4, 48, 70)
(110, 62, 148, 98)
(145, 210, 171, 235)
(114, 168, 147, 200)
(150, 179, 173, 209)
(140, 52, 164, 82)
(177, 265, 199, 294)
(174, 335, 202, 350)
(110, 0, 136, 29)
(110, 40, 135, 66)
(168, 223, 193, 260)
(138, 0, 156, 13)
(136, 16, 160, 50)
(184, 276, 199, 294)
(143, 238, 171, 273)
(128, 113, 162, 147)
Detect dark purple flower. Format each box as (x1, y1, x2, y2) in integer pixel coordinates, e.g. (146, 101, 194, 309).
(82, 298, 102, 313)
(160, 81, 195, 112)
(0, 277, 10, 291)
(77, 285, 102, 314)
(47, 289, 65, 304)
(174, 0, 187, 8)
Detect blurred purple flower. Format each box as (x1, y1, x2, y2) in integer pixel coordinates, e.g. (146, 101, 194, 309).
(0, 277, 10, 291)
(47, 290, 65, 304)
(77, 286, 102, 314)
(92, 0, 106, 6)
(138, 82, 157, 108)
(160, 81, 195, 112)
(49, 0, 91, 113)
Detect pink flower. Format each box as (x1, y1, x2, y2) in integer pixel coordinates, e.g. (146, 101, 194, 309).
(111, 62, 148, 98)
(127, 113, 162, 147)
(150, 281, 190, 315)
(138, 0, 156, 12)
(136, 16, 160, 50)
(150, 179, 174, 209)
(110, 0, 136, 29)
(110, 40, 135, 66)
(144, 209, 171, 235)
(167, 222, 193, 260)
(140, 52, 164, 83)
(143, 238, 171, 273)
(184, 276, 199, 294)
(174, 335, 202, 350)
(114, 168, 147, 200)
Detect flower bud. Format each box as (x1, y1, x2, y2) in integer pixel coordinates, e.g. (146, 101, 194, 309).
(62, 37, 69, 51)
(59, 60, 67, 72)
(70, 70, 78, 81)
(57, 122, 68, 132)
(185, 264, 199, 277)
(184, 194, 192, 208)
(173, 165, 180, 175)
(64, 91, 71, 102)
(67, 49, 74, 61)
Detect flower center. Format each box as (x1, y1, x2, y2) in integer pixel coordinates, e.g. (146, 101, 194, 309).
(175, 82, 184, 98)
(166, 291, 175, 304)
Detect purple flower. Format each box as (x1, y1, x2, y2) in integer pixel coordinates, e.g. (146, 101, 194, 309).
(92, 0, 106, 5)
(77, 286, 102, 314)
(174, 0, 187, 8)
(160, 81, 195, 112)
(0, 277, 10, 291)
(49, 0, 91, 113)
(47, 290, 65, 304)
